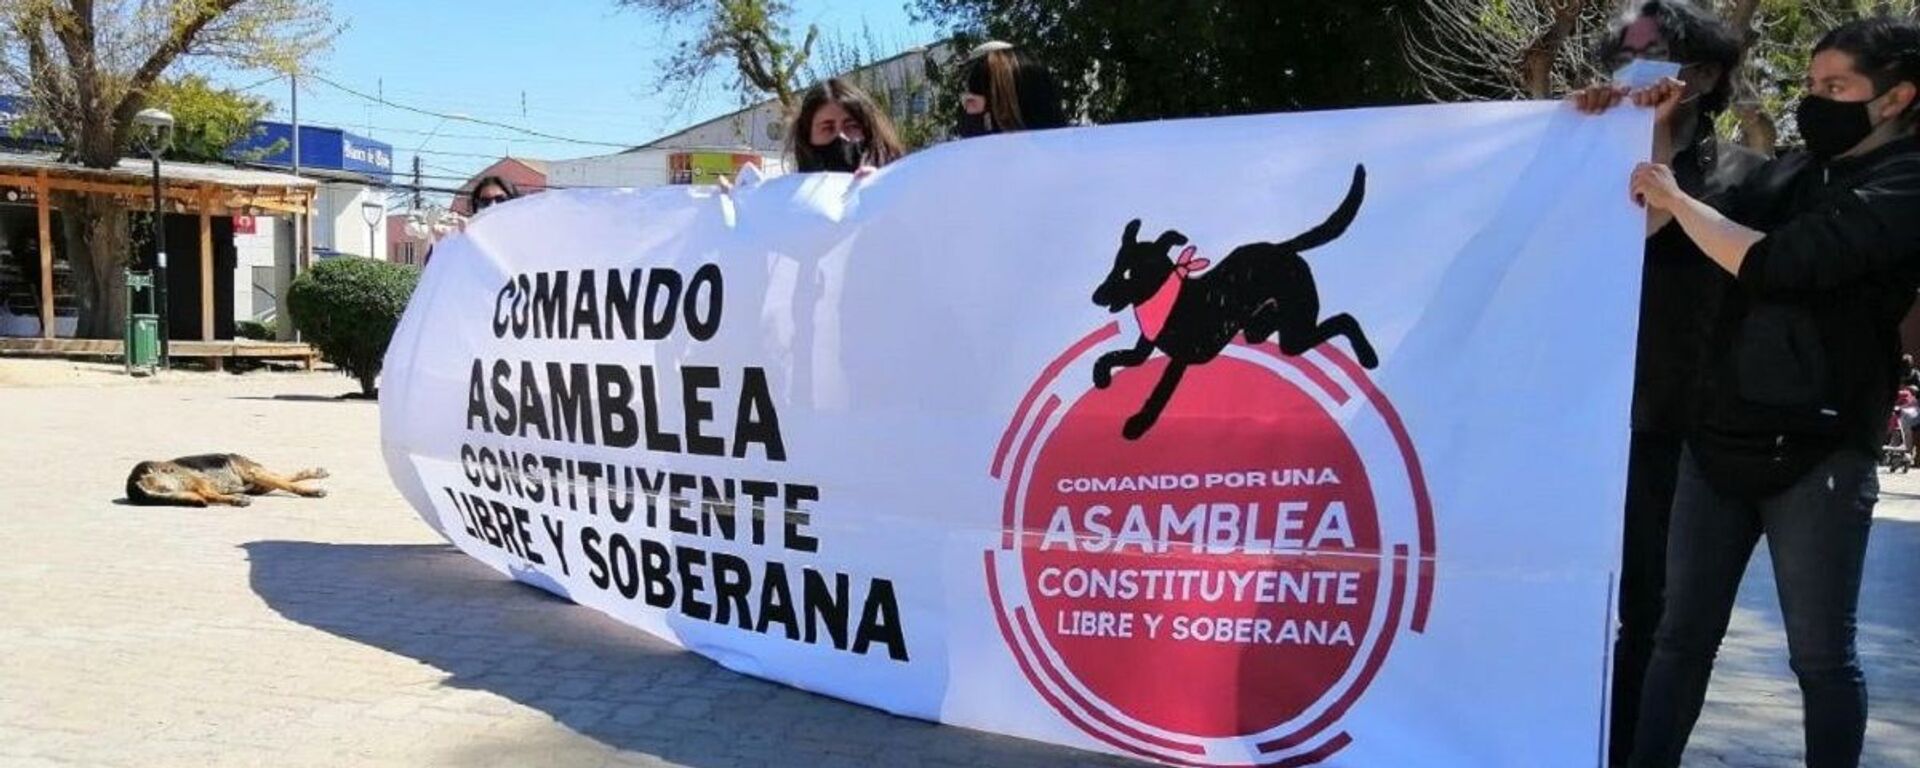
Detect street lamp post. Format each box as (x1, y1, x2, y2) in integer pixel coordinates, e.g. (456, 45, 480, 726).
(133, 108, 176, 368)
(360, 199, 384, 260)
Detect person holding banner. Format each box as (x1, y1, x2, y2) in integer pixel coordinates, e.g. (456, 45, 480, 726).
(468, 175, 520, 214)
(787, 78, 905, 174)
(954, 41, 1068, 137)
(1586, 3, 1766, 765)
(1586, 15, 1920, 768)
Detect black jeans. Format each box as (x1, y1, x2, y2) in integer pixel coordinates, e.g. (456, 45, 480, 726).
(1628, 447, 1877, 768)
(1610, 430, 1683, 766)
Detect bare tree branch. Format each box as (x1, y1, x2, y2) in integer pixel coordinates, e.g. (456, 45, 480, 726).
(1404, 0, 1611, 103)
(618, 0, 816, 116)
(1523, 0, 1588, 97)
(0, 0, 337, 338)
(110, 0, 247, 151)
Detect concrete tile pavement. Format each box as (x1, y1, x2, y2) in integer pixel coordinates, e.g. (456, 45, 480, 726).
(0, 363, 1914, 766)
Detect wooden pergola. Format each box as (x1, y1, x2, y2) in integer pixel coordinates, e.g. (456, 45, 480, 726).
(0, 151, 320, 366)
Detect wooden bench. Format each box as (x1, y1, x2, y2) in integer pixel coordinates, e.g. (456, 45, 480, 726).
(0, 338, 321, 371)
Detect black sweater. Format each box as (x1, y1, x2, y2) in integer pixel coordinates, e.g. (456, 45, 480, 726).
(1698, 135, 1920, 458)
(1633, 137, 1766, 433)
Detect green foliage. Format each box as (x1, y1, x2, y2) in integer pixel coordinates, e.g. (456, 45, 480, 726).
(910, 0, 1430, 124)
(1402, 0, 1918, 150)
(147, 75, 281, 163)
(1, 0, 338, 167)
(1726, 0, 1920, 148)
(236, 318, 276, 341)
(286, 258, 420, 397)
(618, 0, 818, 115)
(0, 0, 336, 338)
(810, 29, 951, 150)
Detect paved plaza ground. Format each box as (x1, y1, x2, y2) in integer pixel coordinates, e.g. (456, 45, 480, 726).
(0, 358, 1915, 767)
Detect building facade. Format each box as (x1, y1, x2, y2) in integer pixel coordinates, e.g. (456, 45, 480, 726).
(463, 45, 955, 196)
(231, 122, 397, 324)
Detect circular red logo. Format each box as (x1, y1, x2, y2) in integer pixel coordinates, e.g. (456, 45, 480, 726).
(987, 324, 1434, 766)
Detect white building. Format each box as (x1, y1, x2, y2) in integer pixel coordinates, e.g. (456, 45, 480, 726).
(231, 122, 395, 325)
(542, 44, 956, 190)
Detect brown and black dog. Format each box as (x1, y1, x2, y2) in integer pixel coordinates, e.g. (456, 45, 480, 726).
(125, 454, 329, 507)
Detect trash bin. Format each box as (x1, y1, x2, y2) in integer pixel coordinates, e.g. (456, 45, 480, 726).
(125, 270, 159, 376)
(126, 313, 159, 375)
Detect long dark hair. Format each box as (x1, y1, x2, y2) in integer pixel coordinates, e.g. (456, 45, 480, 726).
(1594, 0, 1744, 116)
(467, 175, 519, 212)
(1816, 15, 1920, 127)
(962, 46, 1067, 132)
(787, 79, 905, 172)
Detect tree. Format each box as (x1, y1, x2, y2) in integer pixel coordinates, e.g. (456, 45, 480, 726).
(148, 73, 278, 163)
(1725, 0, 1918, 152)
(1405, 0, 1916, 153)
(808, 25, 952, 149)
(0, 0, 332, 338)
(910, 1, 1431, 125)
(1404, 0, 1613, 101)
(618, 0, 818, 118)
(286, 256, 419, 398)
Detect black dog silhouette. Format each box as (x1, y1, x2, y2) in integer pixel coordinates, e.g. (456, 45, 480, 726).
(1090, 165, 1378, 440)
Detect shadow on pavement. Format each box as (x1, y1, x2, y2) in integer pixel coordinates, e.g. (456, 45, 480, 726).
(1683, 509, 1920, 768)
(243, 540, 1144, 768)
(229, 394, 371, 404)
(1874, 488, 1920, 502)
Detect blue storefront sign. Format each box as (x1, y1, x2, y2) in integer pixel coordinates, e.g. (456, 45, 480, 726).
(0, 95, 61, 147)
(231, 121, 393, 183)
(340, 133, 393, 178)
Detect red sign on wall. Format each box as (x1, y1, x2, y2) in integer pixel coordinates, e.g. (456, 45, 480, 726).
(233, 215, 257, 235)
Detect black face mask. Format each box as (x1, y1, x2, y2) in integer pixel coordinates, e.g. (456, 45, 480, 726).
(1795, 93, 1880, 160)
(955, 110, 991, 138)
(808, 136, 864, 173)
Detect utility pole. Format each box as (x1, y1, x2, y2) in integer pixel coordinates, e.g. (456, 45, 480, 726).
(292, 70, 302, 275)
(292, 69, 302, 259)
(291, 72, 301, 179)
(412, 155, 423, 209)
(280, 71, 303, 342)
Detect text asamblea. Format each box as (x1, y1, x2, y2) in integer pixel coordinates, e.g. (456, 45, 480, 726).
(442, 266, 908, 662)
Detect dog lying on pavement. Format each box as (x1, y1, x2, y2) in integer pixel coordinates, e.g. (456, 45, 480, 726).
(125, 454, 329, 507)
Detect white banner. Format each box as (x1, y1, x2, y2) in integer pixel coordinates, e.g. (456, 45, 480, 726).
(382, 101, 1649, 767)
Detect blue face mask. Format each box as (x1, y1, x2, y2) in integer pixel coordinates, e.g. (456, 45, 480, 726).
(1611, 58, 1682, 89)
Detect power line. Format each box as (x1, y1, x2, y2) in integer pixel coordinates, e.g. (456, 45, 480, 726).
(340, 123, 614, 145)
(382, 171, 490, 183)
(408, 147, 532, 160)
(233, 73, 286, 92)
(308, 74, 638, 149)
(365, 171, 650, 190)
(258, 104, 633, 144)
(265, 103, 665, 138)
(422, 162, 474, 177)
(349, 86, 670, 121)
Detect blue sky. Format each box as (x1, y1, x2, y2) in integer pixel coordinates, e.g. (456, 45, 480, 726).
(230, 0, 940, 200)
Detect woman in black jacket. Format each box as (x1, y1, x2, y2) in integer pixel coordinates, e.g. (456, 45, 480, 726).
(1581, 15, 1920, 768)
(952, 41, 1068, 138)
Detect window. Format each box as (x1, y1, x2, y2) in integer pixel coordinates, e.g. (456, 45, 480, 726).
(251, 266, 277, 319)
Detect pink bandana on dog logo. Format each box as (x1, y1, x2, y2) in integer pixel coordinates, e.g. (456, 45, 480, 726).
(1134, 245, 1211, 342)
